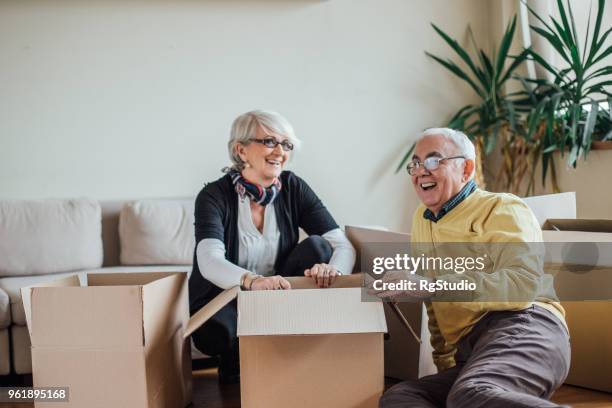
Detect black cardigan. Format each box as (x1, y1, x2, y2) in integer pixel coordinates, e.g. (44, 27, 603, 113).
(188, 171, 338, 314)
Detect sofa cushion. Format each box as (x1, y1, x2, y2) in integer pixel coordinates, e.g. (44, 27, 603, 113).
(0, 198, 103, 277)
(0, 329, 10, 375)
(0, 289, 10, 330)
(119, 200, 194, 265)
(11, 325, 31, 374)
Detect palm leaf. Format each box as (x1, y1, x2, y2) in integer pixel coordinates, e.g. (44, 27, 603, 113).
(584, 66, 612, 83)
(529, 25, 571, 64)
(425, 52, 485, 98)
(498, 48, 531, 85)
(467, 26, 493, 85)
(581, 100, 599, 153)
(395, 143, 416, 174)
(494, 16, 517, 85)
(525, 49, 560, 78)
(551, 17, 582, 70)
(591, 41, 612, 66)
(556, 0, 575, 47)
(585, 80, 612, 95)
(566, 0, 581, 60)
(581, 1, 593, 64)
(586, 0, 606, 66)
(447, 105, 478, 130)
(430, 23, 489, 91)
(521, 0, 556, 34)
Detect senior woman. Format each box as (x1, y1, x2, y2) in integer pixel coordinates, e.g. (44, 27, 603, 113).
(188, 110, 356, 383)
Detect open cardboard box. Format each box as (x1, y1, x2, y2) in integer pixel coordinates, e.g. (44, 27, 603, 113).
(541, 219, 612, 393)
(345, 226, 436, 381)
(185, 274, 386, 408)
(21, 272, 192, 408)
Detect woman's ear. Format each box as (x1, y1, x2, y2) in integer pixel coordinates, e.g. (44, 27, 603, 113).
(235, 143, 251, 168)
(236, 142, 247, 162)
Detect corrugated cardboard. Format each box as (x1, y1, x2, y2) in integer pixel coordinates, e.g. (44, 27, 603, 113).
(541, 219, 612, 393)
(345, 226, 436, 381)
(21, 271, 192, 408)
(185, 274, 387, 408)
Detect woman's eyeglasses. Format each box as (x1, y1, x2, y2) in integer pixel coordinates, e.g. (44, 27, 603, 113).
(249, 137, 294, 151)
(407, 156, 465, 175)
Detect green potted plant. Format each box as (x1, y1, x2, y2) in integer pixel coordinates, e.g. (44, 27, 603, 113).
(400, 0, 611, 195)
(522, 0, 612, 163)
(396, 16, 529, 189)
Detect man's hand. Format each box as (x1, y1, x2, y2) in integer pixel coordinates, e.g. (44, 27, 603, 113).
(250, 275, 291, 290)
(367, 270, 434, 300)
(304, 263, 340, 288)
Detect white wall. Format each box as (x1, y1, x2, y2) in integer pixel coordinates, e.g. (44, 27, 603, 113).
(0, 0, 490, 232)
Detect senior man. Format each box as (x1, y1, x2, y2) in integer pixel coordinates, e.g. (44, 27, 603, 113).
(378, 128, 570, 408)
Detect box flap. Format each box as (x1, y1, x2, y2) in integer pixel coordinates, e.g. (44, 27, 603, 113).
(345, 225, 411, 243)
(285, 274, 362, 289)
(184, 286, 240, 339)
(523, 192, 576, 226)
(30, 286, 144, 347)
(542, 219, 612, 233)
(183, 275, 362, 339)
(87, 271, 183, 286)
(237, 287, 387, 336)
(141, 273, 188, 349)
(20, 274, 80, 337)
(346, 226, 410, 273)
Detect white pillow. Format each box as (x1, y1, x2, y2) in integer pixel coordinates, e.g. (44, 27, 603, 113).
(0, 198, 103, 276)
(119, 200, 194, 265)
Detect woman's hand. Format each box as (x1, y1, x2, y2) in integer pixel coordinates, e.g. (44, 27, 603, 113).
(304, 263, 340, 288)
(250, 275, 291, 291)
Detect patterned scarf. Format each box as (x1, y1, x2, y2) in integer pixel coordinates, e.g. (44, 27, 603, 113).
(228, 169, 282, 206)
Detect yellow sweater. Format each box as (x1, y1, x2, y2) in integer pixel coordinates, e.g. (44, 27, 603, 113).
(411, 188, 566, 371)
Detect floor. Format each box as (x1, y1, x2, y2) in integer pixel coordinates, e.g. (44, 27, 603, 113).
(1, 369, 611, 407)
(190, 368, 612, 408)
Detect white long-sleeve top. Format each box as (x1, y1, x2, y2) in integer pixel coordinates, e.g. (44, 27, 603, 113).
(197, 197, 356, 289)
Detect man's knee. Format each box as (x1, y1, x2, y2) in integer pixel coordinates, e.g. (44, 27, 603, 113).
(446, 380, 495, 408)
(379, 380, 428, 407)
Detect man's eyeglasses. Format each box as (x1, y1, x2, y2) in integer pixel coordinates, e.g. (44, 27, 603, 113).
(407, 156, 465, 175)
(249, 137, 294, 151)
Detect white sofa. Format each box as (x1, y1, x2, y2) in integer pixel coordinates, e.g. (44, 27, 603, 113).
(0, 198, 194, 375)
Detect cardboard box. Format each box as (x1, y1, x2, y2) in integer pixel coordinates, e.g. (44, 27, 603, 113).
(345, 226, 436, 381)
(541, 219, 612, 393)
(21, 272, 192, 408)
(185, 274, 386, 408)
(522, 192, 576, 226)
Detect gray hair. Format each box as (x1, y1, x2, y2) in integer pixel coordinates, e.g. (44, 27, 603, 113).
(227, 110, 301, 170)
(418, 128, 476, 178)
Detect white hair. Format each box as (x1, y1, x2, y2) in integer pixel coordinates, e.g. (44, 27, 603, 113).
(417, 128, 476, 178)
(227, 110, 301, 170)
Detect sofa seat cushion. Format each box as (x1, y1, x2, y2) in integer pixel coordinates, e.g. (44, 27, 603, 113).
(0, 266, 191, 326)
(0, 289, 10, 329)
(0, 272, 85, 326)
(0, 198, 103, 277)
(119, 200, 195, 265)
(11, 325, 31, 374)
(0, 329, 10, 375)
